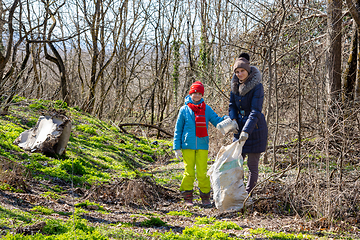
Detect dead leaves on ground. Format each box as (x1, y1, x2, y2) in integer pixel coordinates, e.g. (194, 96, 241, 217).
(84, 176, 180, 208)
(0, 156, 31, 192)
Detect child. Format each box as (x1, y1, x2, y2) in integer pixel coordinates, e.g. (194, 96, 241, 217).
(173, 81, 228, 207)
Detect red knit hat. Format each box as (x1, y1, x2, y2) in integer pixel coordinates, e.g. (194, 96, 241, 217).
(189, 81, 204, 95)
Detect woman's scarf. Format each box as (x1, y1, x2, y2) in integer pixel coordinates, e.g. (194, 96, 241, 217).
(187, 102, 208, 138)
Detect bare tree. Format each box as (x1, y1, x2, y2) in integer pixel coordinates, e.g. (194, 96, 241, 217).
(326, 0, 342, 102)
(81, 0, 126, 114)
(42, 0, 70, 105)
(345, 0, 360, 100)
(0, 0, 20, 97)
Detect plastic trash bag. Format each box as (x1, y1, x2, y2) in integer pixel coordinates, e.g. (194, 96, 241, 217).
(208, 140, 252, 211)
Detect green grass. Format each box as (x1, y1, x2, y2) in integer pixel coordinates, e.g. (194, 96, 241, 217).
(75, 200, 108, 213)
(194, 216, 216, 224)
(0, 205, 33, 228)
(0, 97, 357, 240)
(31, 206, 54, 215)
(153, 225, 234, 240)
(0, 98, 173, 188)
(0, 203, 115, 239)
(194, 217, 242, 230)
(167, 210, 193, 217)
(249, 228, 313, 239)
(40, 191, 62, 200)
(0, 183, 24, 193)
(2, 217, 108, 240)
(140, 217, 167, 227)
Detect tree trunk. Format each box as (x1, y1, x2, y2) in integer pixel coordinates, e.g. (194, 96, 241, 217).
(326, 0, 342, 102)
(84, 0, 101, 114)
(43, 4, 70, 105)
(3, 42, 30, 112)
(343, 22, 357, 101)
(0, 0, 20, 97)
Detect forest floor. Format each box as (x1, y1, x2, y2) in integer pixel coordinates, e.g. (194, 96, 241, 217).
(0, 158, 359, 239)
(0, 98, 359, 239)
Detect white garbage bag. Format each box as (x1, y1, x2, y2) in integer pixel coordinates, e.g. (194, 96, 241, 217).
(208, 140, 252, 211)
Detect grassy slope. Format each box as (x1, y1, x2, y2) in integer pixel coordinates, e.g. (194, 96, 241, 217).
(0, 97, 357, 239)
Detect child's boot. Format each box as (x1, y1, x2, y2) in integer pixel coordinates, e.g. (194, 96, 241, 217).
(200, 190, 212, 207)
(181, 190, 193, 206)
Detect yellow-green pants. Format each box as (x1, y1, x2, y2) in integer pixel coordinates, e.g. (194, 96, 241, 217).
(180, 149, 210, 194)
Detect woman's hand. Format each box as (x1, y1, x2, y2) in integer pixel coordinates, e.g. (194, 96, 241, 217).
(239, 131, 249, 142)
(232, 120, 239, 132)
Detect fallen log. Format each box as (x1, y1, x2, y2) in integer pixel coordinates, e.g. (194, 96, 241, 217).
(14, 111, 71, 155)
(118, 123, 173, 137)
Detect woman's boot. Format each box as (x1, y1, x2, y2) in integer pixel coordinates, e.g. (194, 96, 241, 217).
(200, 190, 212, 207)
(181, 190, 193, 206)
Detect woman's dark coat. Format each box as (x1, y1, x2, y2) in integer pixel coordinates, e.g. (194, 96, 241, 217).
(229, 66, 268, 153)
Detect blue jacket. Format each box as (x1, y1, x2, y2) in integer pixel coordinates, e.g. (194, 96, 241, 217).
(229, 66, 268, 153)
(173, 95, 225, 150)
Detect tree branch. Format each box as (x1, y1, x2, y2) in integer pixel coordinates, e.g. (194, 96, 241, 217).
(346, 0, 360, 27)
(118, 123, 174, 137)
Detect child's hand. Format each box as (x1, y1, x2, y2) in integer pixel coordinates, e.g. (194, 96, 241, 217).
(175, 150, 182, 160)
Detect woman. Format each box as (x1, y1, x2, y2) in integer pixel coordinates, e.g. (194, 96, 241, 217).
(229, 53, 268, 194)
